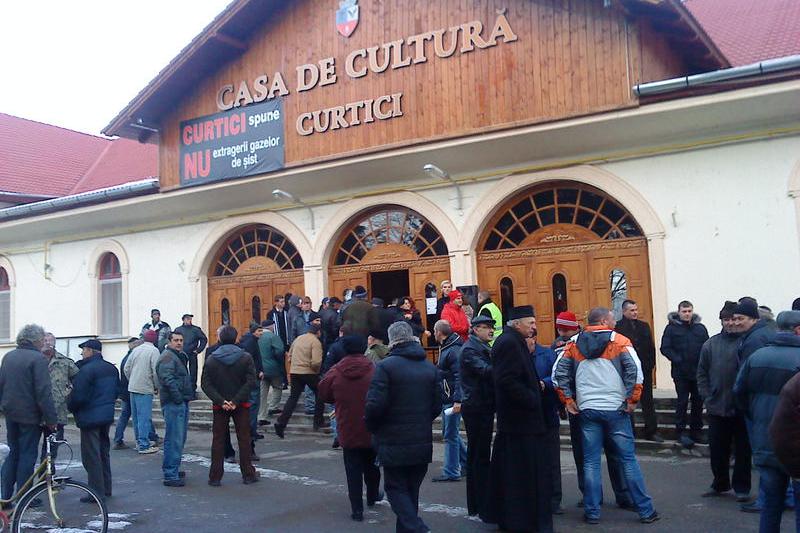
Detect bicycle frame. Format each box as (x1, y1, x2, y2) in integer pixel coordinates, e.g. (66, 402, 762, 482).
(0, 433, 66, 527)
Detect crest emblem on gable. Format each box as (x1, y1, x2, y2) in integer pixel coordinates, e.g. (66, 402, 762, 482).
(336, 0, 359, 38)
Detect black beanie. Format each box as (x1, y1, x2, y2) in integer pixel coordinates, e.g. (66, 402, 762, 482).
(719, 301, 737, 319)
(341, 335, 368, 355)
(733, 300, 759, 319)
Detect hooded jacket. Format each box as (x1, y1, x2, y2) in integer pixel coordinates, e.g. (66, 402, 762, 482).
(441, 303, 469, 341)
(553, 326, 643, 412)
(696, 329, 741, 417)
(258, 329, 286, 378)
(769, 371, 800, 478)
(660, 313, 709, 380)
(437, 333, 464, 403)
(459, 334, 494, 413)
(68, 354, 119, 429)
(365, 341, 443, 467)
(201, 344, 256, 407)
(734, 332, 800, 468)
(318, 354, 375, 449)
(156, 347, 194, 405)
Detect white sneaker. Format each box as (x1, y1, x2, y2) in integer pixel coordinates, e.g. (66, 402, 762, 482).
(138, 447, 159, 454)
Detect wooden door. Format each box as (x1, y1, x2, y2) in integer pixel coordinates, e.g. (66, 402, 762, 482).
(328, 271, 369, 302)
(530, 253, 591, 345)
(588, 241, 653, 326)
(409, 260, 451, 332)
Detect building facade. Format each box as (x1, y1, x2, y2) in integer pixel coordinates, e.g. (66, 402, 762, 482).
(1, 0, 799, 392)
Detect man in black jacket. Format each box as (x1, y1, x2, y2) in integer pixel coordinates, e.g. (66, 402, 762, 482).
(365, 322, 442, 533)
(0, 324, 57, 502)
(432, 320, 466, 482)
(156, 332, 194, 487)
(68, 339, 119, 501)
(615, 300, 661, 442)
(697, 301, 751, 500)
(202, 326, 259, 486)
(459, 315, 495, 520)
(239, 323, 265, 442)
(660, 300, 709, 448)
(172, 314, 207, 394)
(485, 306, 553, 533)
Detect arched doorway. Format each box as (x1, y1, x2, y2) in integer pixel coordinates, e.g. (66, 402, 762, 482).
(328, 206, 451, 333)
(476, 181, 653, 346)
(207, 224, 305, 342)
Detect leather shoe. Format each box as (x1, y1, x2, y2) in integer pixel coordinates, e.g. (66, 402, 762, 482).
(431, 475, 460, 482)
(163, 479, 185, 487)
(208, 480, 221, 487)
(351, 511, 364, 522)
(640, 511, 660, 524)
(267, 409, 282, 415)
(740, 501, 761, 513)
(583, 515, 599, 525)
(274, 424, 285, 439)
(243, 474, 260, 485)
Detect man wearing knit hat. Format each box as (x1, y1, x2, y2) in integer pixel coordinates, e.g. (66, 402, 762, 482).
(124, 329, 162, 454)
(660, 300, 709, 448)
(615, 300, 661, 442)
(366, 321, 442, 533)
(552, 311, 580, 351)
(697, 301, 751, 501)
(734, 298, 776, 361)
(734, 310, 800, 531)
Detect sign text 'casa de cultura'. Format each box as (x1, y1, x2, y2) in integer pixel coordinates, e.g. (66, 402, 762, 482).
(215, 10, 518, 136)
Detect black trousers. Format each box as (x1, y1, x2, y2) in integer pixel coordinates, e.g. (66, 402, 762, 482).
(188, 353, 199, 393)
(277, 374, 324, 427)
(637, 366, 658, 437)
(80, 425, 112, 498)
(568, 413, 631, 506)
(707, 414, 752, 494)
(384, 464, 429, 533)
(674, 378, 703, 432)
(546, 425, 562, 510)
(462, 410, 494, 518)
(342, 448, 381, 514)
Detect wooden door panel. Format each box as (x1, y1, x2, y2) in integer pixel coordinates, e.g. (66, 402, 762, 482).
(328, 271, 369, 302)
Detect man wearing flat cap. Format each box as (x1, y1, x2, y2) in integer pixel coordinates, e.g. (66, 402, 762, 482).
(173, 314, 207, 395)
(459, 315, 496, 520)
(485, 305, 553, 532)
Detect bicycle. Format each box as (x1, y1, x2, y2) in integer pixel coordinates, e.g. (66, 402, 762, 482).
(0, 432, 108, 532)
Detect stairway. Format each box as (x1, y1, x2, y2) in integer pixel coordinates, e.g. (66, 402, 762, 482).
(119, 396, 709, 457)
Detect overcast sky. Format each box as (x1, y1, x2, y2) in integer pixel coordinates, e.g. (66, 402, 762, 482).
(0, 1, 231, 136)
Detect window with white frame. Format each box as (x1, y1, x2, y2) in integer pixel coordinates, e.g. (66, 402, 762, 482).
(0, 267, 9, 341)
(98, 253, 122, 337)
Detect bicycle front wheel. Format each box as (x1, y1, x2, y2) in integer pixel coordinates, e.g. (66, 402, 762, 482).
(13, 479, 108, 533)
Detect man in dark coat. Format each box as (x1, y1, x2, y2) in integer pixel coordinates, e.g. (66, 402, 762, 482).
(318, 336, 381, 522)
(660, 300, 709, 447)
(172, 314, 207, 394)
(615, 299, 661, 442)
(320, 296, 342, 352)
(201, 326, 259, 486)
(432, 320, 466, 482)
(459, 315, 495, 520)
(735, 298, 776, 360)
(0, 324, 57, 502)
(485, 306, 553, 533)
(769, 371, 800, 480)
(696, 301, 751, 500)
(365, 322, 442, 533)
(68, 339, 120, 501)
(734, 310, 800, 531)
(239, 323, 265, 443)
(342, 286, 380, 339)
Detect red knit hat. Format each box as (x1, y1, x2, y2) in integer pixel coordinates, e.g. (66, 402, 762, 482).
(555, 311, 579, 329)
(143, 330, 158, 343)
(448, 290, 463, 300)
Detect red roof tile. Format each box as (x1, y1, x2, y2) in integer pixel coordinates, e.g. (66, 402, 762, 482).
(0, 113, 157, 199)
(686, 0, 800, 66)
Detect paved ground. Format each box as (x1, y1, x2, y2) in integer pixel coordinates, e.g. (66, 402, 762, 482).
(2, 422, 794, 532)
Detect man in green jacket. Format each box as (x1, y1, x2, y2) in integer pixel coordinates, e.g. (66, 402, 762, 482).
(258, 319, 286, 421)
(41, 332, 78, 464)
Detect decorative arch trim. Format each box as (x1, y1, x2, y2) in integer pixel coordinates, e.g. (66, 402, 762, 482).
(87, 239, 130, 338)
(0, 255, 17, 288)
(311, 191, 460, 267)
(87, 239, 130, 277)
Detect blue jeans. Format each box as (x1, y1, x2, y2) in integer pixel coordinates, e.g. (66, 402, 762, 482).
(114, 399, 158, 444)
(755, 473, 795, 509)
(441, 404, 467, 479)
(130, 393, 155, 451)
(1, 420, 42, 499)
(161, 401, 189, 481)
(757, 465, 800, 533)
(304, 385, 316, 412)
(580, 409, 655, 520)
(248, 385, 260, 438)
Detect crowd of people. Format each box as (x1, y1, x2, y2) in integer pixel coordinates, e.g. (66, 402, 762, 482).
(0, 285, 799, 533)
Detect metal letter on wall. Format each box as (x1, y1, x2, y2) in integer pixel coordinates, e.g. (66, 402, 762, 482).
(179, 99, 285, 187)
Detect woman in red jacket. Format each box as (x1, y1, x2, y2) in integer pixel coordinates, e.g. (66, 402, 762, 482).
(318, 336, 382, 522)
(441, 290, 470, 341)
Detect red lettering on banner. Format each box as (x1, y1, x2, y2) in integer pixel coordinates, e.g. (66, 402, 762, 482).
(183, 150, 211, 180)
(182, 112, 248, 145)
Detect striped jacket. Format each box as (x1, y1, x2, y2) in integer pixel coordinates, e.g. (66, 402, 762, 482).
(552, 326, 643, 412)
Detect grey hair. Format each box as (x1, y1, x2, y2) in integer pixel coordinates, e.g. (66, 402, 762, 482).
(17, 324, 46, 346)
(587, 307, 613, 326)
(776, 310, 800, 332)
(506, 319, 519, 327)
(478, 290, 490, 301)
(433, 320, 452, 336)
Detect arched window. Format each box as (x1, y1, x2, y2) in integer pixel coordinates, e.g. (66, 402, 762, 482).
(251, 296, 262, 324)
(552, 274, 568, 316)
(0, 267, 10, 341)
(98, 253, 122, 336)
(221, 299, 231, 326)
(499, 277, 514, 323)
(212, 225, 303, 277)
(610, 269, 628, 320)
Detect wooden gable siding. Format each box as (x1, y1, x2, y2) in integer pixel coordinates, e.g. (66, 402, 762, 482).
(158, 0, 689, 189)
